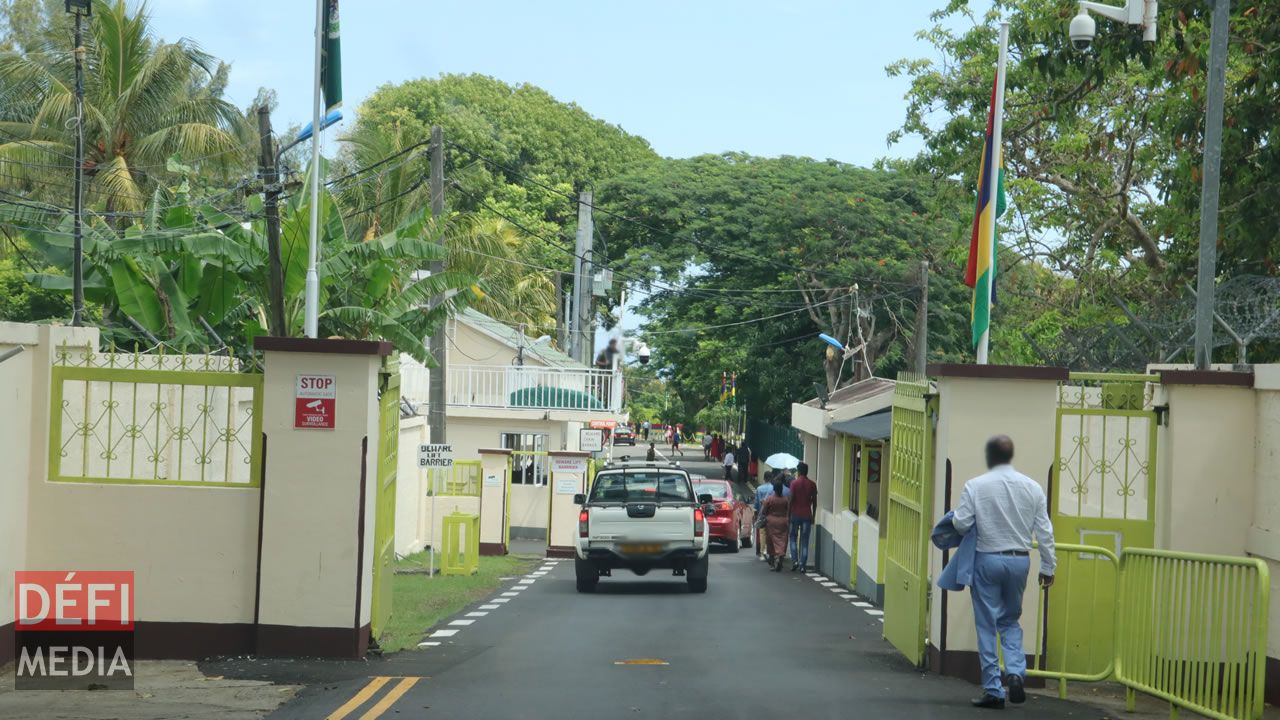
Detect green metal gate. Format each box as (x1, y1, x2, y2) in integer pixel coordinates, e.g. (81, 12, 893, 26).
(1046, 372, 1158, 678)
(883, 373, 934, 666)
(371, 358, 400, 641)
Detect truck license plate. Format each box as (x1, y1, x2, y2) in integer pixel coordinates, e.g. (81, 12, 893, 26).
(620, 543, 661, 555)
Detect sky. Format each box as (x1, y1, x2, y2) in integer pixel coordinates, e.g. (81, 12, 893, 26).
(146, 0, 948, 350)
(147, 0, 940, 165)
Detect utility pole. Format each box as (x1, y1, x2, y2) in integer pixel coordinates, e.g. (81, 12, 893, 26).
(914, 260, 929, 374)
(574, 190, 594, 366)
(554, 271, 566, 350)
(68, 0, 90, 326)
(1193, 0, 1230, 370)
(256, 107, 288, 336)
(427, 125, 447, 443)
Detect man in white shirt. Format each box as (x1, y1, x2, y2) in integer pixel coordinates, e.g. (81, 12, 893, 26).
(722, 449, 735, 481)
(952, 435, 1056, 709)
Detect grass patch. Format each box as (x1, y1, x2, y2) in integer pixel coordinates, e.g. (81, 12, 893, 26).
(377, 551, 540, 653)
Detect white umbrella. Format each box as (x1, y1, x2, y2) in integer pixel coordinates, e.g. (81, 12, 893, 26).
(765, 452, 801, 470)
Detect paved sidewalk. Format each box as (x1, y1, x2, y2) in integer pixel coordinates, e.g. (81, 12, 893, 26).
(0, 660, 298, 720)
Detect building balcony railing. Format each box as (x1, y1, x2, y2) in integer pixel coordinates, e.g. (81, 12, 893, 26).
(446, 364, 622, 414)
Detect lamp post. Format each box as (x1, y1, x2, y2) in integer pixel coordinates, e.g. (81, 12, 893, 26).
(1070, 0, 1228, 369)
(66, 0, 91, 327)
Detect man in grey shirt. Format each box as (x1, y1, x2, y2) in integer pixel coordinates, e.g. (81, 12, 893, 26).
(952, 435, 1056, 709)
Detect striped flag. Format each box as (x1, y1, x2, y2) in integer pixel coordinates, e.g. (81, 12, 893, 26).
(964, 75, 1008, 351)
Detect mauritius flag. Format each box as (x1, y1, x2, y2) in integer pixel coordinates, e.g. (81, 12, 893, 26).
(964, 76, 1008, 350)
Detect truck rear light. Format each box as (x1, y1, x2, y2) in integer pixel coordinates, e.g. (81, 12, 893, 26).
(579, 509, 589, 538)
(694, 508, 705, 537)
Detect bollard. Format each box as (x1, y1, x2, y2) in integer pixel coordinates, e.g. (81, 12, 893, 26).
(441, 511, 480, 576)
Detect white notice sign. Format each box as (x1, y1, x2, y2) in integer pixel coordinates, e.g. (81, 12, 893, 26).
(484, 473, 500, 487)
(579, 428, 604, 453)
(551, 456, 588, 474)
(417, 443, 454, 468)
(555, 478, 579, 494)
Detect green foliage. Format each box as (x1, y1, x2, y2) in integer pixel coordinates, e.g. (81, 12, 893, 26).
(0, 0, 253, 213)
(599, 154, 973, 422)
(0, 253, 67, 322)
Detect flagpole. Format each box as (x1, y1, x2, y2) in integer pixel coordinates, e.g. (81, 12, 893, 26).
(304, 0, 325, 339)
(976, 21, 1009, 365)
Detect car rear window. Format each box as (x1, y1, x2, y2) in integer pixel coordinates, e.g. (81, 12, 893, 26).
(590, 471, 693, 503)
(693, 482, 730, 499)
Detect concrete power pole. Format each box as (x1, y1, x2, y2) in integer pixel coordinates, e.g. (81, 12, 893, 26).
(427, 125, 447, 443)
(914, 260, 929, 374)
(1193, 0, 1231, 370)
(574, 191, 594, 366)
(256, 107, 288, 337)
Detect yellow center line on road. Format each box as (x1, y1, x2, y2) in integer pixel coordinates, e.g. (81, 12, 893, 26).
(325, 676, 392, 720)
(358, 677, 421, 720)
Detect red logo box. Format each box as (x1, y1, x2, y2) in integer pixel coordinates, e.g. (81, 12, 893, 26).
(16, 571, 134, 632)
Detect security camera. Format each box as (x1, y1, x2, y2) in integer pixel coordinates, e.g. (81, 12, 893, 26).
(637, 343, 651, 365)
(1069, 9, 1097, 50)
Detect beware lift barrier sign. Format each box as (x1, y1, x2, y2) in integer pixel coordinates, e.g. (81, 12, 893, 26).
(417, 444, 454, 468)
(295, 374, 336, 429)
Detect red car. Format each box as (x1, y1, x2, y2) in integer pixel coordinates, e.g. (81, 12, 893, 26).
(692, 478, 753, 553)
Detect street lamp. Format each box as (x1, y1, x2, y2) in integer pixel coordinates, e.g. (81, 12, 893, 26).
(1069, 0, 1229, 370)
(65, 0, 90, 327)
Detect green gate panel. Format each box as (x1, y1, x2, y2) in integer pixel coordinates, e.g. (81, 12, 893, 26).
(883, 374, 933, 667)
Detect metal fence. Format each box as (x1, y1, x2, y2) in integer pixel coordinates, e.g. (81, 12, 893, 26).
(429, 460, 483, 497)
(1028, 543, 1121, 696)
(48, 345, 263, 487)
(1026, 544, 1269, 720)
(1116, 549, 1270, 720)
(446, 364, 619, 412)
(745, 418, 803, 463)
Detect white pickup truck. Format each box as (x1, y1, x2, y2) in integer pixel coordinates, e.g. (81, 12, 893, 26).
(572, 463, 712, 593)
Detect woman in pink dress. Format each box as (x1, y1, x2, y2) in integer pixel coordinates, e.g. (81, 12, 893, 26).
(760, 480, 791, 571)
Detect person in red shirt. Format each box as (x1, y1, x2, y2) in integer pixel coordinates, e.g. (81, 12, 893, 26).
(788, 462, 818, 572)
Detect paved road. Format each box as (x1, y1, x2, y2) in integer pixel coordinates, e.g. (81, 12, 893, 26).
(212, 546, 1116, 720)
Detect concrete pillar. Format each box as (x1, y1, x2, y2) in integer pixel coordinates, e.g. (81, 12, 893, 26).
(926, 363, 1065, 683)
(546, 451, 591, 557)
(252, 337, 389, 658)
(478, 448, 513, 555)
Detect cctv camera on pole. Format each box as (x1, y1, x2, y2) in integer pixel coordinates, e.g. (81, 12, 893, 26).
(1069, 0, 1157, 50)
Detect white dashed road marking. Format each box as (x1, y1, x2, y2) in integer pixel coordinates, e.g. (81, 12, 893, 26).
(466, 612, 489, 618)
(431, 629, 459, 638)
(494, 598, 510, 603)
(480, 604, 500, 610)
(450, 619, 476, 626)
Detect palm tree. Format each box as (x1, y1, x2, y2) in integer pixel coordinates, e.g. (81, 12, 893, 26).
(0, 0, 250, 214)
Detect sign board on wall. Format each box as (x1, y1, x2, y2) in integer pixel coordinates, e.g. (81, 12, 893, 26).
(589, 419, 617, 430)
(554, 478, 579, 494)
(417, 444, 454, 468)
(579, 429, 604, 453)
(551, 456, 588, 474)
(295, 374, 336, 429)
(484, 473, 501, 487)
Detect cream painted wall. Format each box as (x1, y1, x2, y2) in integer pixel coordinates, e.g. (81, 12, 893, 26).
(511, 484, 550, 531)
(1158, 384, 1256, 556)
(1250, 369, 1280, 659)
(257, 349, 380, 631)
(396, 417, 429, 556)
(448, 318, 547, 369)
(857, 515, 880, 582)
(444, 415, 564, 466)
(933, 376, 1059, 655)
(0, 323, 39, 632)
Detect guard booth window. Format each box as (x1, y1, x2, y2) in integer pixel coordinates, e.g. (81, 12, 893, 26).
(501, 432, 549, 485)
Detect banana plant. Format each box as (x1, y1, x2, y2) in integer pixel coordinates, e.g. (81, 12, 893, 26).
(19, 177, 479, 364)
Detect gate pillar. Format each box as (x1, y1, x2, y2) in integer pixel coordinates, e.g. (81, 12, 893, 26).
(926, 363, 1066, 682)
(478, 448, 513, 555)
(252, 337, 390, 658)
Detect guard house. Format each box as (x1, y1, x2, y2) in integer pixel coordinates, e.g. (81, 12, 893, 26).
(791, 377, 896, 605)
(398, 309, 627, 546)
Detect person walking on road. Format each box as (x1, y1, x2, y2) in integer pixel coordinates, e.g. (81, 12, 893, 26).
(759, 479, 791, 571)
(702, 432, 713, 461)
(754, 470, 789, 558)
(788, 462, 818, 572)
(722, 446, 736, 481)
(671, 427, 684, 457)
(951, 435, 1057, 709)
(646, 442, 657, 462)
(642, 421, 650, 440)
